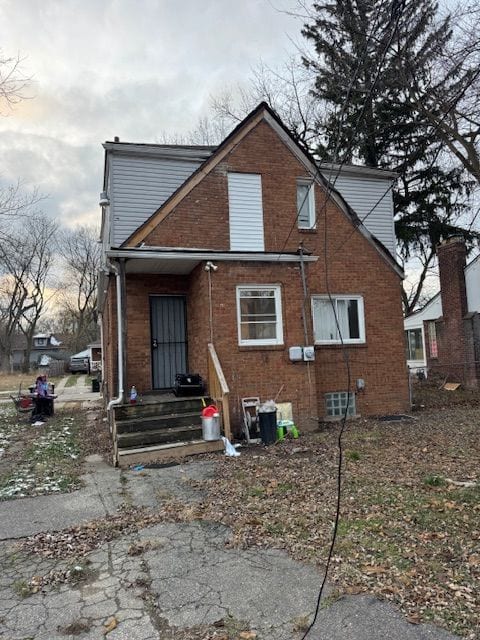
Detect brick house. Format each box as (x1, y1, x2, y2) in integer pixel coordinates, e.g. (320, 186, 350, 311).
(98, 102, 409, 465)
(404, 236, 480, 387)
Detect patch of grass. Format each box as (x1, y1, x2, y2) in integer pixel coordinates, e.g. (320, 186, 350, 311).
(12, 579, 33, 598)
(423, 474, 446, 487)
(65, 376, 78, 388)
(265, 522, 284, 536)
(248, 485, 265, 497)
(292, 614, 311, 632)
(0, 412, 83, 500)
(277, 482, 294, 493)
(346, 449, 361, 461)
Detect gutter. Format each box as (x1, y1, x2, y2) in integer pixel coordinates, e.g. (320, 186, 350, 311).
(106, 248, 319, 263)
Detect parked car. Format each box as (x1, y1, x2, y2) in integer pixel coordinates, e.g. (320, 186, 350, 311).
(69, 350, 90, 373)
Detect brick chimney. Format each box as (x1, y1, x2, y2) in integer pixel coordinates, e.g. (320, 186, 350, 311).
(437, 236, 468, 320)
(435, 236, 471, 383)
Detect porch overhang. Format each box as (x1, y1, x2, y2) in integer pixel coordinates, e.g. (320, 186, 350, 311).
(106, 247, 319, 275)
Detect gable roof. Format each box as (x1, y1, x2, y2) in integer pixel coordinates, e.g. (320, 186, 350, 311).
(122, 102, 402, 277)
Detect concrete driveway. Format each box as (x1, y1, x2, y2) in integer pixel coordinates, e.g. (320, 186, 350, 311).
(54, 374, 102, 408)
(0, 453, 462, 640)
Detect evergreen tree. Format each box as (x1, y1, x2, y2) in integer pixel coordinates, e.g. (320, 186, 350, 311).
(302, 0, 478, 313)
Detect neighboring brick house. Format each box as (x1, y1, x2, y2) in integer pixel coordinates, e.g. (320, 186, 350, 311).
(98, 102, 409, 451)
(404, 236, 480, 387)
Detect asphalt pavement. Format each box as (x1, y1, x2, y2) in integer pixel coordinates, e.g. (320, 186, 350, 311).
(0, 451, 463, 640)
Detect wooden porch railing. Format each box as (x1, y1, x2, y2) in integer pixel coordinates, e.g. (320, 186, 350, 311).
(207, 343, 231, 442)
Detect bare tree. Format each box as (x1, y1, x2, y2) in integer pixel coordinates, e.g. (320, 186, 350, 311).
(211, 58, 321, 150)
(18, 217, 57, 371)
(57, 226, 101, 353)
(0, 214, 57, 371)
(404, 3, 480, 185)
(0, 181, 45, 232)
(0, 49, 31, 114)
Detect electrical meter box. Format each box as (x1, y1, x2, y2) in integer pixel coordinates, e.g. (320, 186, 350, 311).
(289, 346, 303, 362)
(303, 346, 315, 361)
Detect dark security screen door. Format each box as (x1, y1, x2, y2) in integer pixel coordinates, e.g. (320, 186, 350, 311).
(150, 295, 187, 389)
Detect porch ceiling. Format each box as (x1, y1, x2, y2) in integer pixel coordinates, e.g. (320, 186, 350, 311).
(125, 257, 200, 274)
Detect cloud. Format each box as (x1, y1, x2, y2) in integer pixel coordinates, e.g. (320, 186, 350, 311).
(0, 0, 303, 227)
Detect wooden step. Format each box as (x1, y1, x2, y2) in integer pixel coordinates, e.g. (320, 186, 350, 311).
(114, 396, 209, 421)
(116, 411, 201, 434)
(117, 424, 202, 448)
(116, 439, 224, 468)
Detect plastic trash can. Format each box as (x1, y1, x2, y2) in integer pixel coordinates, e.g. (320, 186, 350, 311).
(92, 378, 100, 392)
(259, 410, 277, 445)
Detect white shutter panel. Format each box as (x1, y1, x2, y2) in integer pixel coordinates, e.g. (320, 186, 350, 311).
(228, 173, 264, 251)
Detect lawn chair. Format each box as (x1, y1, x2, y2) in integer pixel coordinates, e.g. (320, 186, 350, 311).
(241, 397, 261, 444)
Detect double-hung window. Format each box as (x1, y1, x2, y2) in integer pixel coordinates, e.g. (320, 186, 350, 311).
(405, 328, 424, 361)
(237, 286, 283, 346)
(297, 179, 315, 229)
(312, 295, 365, 344)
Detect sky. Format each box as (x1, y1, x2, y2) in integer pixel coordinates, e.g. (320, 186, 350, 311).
(0, 0, 305, 229)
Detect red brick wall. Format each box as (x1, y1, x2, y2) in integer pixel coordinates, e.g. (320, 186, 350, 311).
(105, 118, 410, 425)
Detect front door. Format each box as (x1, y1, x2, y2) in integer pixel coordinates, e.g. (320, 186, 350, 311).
(150, 295, 187, 389)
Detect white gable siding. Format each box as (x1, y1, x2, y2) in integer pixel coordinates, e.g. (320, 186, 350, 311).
(110, 155, 202, 246)
(228, 173, 264, 251)
(466, 256, 480, 312)
(321, 171, 396, 256)
(404, 295, 443, 331)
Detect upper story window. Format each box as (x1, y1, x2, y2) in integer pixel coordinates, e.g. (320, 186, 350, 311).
(297, 179, 315, 229)
(34, 337, 47, 347)
(405, 328, 424, 361)
(228, 173, 264, 251)
(236, 285, 283, 346)
(312, 295, 365, 344)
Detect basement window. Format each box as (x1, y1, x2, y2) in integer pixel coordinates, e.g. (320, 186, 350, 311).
(325, 392, 356, 418)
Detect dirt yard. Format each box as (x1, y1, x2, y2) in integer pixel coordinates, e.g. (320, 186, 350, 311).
(157, 386, 480, 639)
(1, 379, 478, 637)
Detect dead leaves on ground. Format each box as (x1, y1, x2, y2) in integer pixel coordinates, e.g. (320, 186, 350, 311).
(173, 407, 480, 638)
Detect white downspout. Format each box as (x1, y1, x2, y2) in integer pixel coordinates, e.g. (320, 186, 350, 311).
(107, 261, 124, 411)
(98, 313, 105, 388)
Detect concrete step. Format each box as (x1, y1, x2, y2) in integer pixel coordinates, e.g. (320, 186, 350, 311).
(117, 424, 203, 449)
(116, 438, 224, 468)
(116, 411, 201, 434)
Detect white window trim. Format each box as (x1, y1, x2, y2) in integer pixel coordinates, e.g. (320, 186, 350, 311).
(297, 179, 316, 230)
(312, 294, 366, 345)
(236, 285, 284, 347)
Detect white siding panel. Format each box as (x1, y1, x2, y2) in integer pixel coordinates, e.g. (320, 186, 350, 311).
(228, 173, 264, 251)
(111, 155, 201, 246)
(466, 256, 480, 312)
(323, 173, 396, 256)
